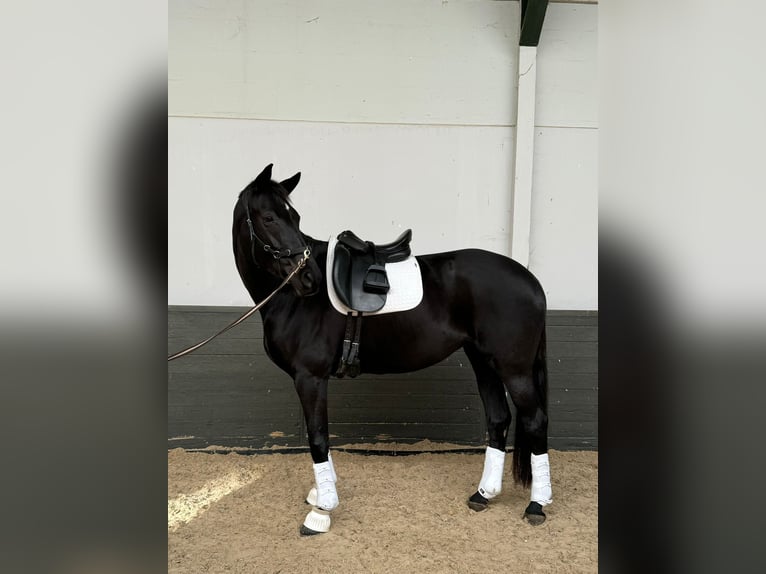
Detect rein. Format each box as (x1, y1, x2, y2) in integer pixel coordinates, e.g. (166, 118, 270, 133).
(167, 248, 310, 362)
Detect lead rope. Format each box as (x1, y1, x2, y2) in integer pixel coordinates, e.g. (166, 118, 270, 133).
(167, 249, 310, 361)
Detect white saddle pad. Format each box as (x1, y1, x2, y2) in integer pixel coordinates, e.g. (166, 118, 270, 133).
(326, 234, 424, 316)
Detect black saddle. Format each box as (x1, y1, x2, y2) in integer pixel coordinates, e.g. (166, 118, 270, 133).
(332, 229, 412, 313)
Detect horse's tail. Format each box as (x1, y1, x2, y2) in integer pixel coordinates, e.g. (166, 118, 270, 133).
(512, 324, 548, 487)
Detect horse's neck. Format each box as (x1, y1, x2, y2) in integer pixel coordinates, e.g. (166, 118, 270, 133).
(309, 238, 328, 263)
(245, 266, 283, 303)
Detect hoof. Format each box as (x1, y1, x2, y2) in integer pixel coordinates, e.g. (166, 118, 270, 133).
(299, 524, 323, 536)
(523, 501, 547, 525)
(468, 491, 489, 512)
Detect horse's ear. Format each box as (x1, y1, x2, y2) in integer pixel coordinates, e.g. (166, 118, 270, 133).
(281, 172, 301, 194)
(255, 163, 273, 185)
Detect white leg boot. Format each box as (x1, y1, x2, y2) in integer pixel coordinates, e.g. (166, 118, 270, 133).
(301, 455, 339, 535)
(523, 452, 552, 526)
(469, 446, 506, 511)
(530, 452, 553, 506)
(305, 452, 337, 506)
(478, 446, 506, 499)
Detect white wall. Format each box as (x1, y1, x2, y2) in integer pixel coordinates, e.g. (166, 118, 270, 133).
(169, 0, 518, 125)
(168, 0, 597, 309)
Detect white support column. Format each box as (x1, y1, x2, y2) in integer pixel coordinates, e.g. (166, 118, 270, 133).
(511, 44, 538, 268)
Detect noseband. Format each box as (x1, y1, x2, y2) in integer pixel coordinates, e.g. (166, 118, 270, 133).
(242, 190, 311, 266)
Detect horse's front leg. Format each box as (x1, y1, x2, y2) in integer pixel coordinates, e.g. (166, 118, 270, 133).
(294, 373, 338, 535)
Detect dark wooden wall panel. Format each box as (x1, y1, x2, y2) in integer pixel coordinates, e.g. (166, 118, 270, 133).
(168, 307, 597, 450)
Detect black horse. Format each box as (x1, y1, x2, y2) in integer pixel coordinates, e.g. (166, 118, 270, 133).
(233, 165, 552, 535)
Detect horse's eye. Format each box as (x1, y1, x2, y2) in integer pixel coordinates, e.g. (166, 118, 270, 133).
(263, 215, 275, 224)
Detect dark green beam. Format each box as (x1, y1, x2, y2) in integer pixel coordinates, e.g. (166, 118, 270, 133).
(520, 0, 549, 47)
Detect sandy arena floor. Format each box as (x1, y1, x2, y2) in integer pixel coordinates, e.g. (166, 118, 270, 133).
(168, 444, 597, 573)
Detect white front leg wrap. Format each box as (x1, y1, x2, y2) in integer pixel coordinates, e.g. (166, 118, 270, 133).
(530, 453, 553, 506)
(306, 453, 337, 506)
(478, 446, 506, 499)
(327, 452, 337, 482)
(313, 459, 339, 511)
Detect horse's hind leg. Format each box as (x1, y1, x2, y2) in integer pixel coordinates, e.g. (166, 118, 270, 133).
(464, 344, 512, 512)
(506, 372, 552, 525)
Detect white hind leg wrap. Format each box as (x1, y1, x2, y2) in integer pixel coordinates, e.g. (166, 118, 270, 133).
(530, 453, 553, 506)
(313, 459, 338, 511)
(478, 446, 506, 499)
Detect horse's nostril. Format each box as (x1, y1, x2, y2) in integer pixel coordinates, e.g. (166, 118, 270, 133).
(302, 271, 315, 286)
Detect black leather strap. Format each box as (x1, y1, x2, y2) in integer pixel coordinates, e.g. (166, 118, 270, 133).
(336, 312, 356, 377)
(346, 314, 362, 377)
(335, 312, 363, 378)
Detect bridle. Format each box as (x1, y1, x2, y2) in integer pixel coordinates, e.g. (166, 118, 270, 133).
(242, 189, 311, 265)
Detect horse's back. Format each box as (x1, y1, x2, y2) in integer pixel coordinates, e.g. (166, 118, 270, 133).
(418, 248, 546, 313)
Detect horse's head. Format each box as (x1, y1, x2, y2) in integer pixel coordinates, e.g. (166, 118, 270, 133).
(236, 164, 322, 296)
